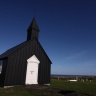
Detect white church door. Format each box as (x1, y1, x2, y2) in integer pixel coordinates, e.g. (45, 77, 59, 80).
(25, 55, 40, 85)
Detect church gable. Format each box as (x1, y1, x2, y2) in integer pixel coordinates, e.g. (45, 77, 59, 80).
(27, 55, 40, 64)
(32, 39, 52, 64)
(0, 17, 52, 86)
(4, 39, 51, 85)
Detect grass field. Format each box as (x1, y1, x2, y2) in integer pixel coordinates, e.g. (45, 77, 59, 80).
(51, 79, 96, 96)
(0, 79, 96, 96)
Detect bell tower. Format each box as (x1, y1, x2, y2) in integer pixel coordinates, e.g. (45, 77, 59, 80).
(27, 18, 39, 41)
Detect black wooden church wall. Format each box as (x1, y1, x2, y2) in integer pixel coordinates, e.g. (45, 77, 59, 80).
(0, 18, 52, 87)
(4, 40, 51, 86)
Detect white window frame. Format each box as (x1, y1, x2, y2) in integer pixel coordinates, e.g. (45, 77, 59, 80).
(0, 60, 3, 74)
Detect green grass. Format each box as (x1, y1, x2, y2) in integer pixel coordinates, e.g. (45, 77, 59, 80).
(0, 79, 96, 96)
(0, 86, 44, 96)
(51, 79, 96, 95)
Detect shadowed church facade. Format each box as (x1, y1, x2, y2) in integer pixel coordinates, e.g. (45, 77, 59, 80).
(0, 18, 52, 87)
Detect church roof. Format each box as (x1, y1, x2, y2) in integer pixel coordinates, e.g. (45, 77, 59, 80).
(27, 17, 40, 32)
(0, 39, 52, 64)
(0, 18, 52, 64)
(0, 41, 27, 59)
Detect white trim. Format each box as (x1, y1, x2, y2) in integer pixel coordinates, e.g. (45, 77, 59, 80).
(27, 55, 40, 63)
(25, 55, 40, 85)
(0, 60, 3, 74)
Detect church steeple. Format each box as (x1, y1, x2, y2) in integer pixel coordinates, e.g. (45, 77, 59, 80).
(27, 18, 40, 41)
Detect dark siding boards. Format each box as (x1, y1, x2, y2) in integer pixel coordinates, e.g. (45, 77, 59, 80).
(27, 29, 39, 41)
(4, 44, 28, 86)
(0, 18, 52, 87)
(4, 40, 51, 86)
(32, 40, 51, 84)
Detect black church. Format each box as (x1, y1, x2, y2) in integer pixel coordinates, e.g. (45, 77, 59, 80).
(0, 18, 52, 87)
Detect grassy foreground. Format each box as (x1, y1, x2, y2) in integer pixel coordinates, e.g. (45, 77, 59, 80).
(0, 79, 96, 96)
(51, 79, 96, 95)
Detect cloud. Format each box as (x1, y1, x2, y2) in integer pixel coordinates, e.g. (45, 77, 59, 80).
(65, 50, 87, 60)
(78, 59, 96, 66)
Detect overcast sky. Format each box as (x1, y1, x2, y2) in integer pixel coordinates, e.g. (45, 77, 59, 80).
(0, 0, 96, 75)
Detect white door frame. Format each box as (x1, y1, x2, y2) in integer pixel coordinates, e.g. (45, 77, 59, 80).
(25, 55, 40, 85)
